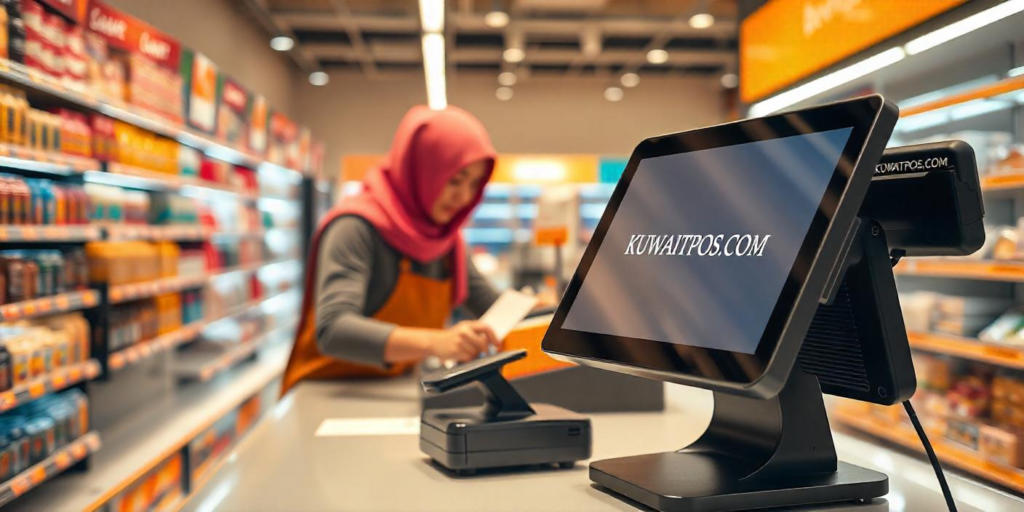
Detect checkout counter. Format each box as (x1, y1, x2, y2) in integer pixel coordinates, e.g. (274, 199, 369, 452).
(181, 318, 1024, 512)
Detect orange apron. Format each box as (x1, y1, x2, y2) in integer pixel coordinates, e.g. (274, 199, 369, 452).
(281, 259, 453, 396)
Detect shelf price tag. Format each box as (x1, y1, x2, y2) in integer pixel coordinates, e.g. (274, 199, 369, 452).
(55, 452, 72, 469)
(28, 382, 45, 398)
(10, 476, 29, 496)
(51, 373, 67, 390)
(983, 345, 1022, 361)
(68, 367, 82, 381)
(22, 303, 36, 315)
(71, 442, 87, 458)
(29, 466, 45, 485)
(0, 391, 13, 410)
(55, 295, 71, 309)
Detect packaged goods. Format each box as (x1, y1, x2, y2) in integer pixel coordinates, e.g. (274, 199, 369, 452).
(85, 241, 178, 285)
(0, 390, 89, 471)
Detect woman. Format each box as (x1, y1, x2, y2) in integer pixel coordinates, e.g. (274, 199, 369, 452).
(282, 106, 501, 395)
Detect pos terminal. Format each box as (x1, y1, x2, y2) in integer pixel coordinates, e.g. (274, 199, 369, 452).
(542, 95, 982, 511)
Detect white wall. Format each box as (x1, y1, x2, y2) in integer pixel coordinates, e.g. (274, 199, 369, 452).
(293, 72, 727, 177)
(105, 0, 295, 115)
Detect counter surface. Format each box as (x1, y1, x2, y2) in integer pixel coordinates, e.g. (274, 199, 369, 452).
(184, 378, 1024, 511)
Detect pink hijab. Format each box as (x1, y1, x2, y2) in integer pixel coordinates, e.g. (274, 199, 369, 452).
(314, 106, 496, 306)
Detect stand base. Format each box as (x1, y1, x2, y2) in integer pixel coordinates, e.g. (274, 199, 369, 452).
(591, 452, 887, 512)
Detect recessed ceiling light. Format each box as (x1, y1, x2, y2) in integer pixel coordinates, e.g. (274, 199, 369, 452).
(498, 71, 517, 86)
(689, 13, 715, 29)
(496, 87, 514, 101)
(621, 73, 640, 88)
(604, 87, 624, 102)
(720, 73, 738, 89)
(309, 71, 330, 86)
(270, 36, 294, 52)
(503, 48, 525, 63)
(484, 11, 510, 28)
(646, 49, 668, 65)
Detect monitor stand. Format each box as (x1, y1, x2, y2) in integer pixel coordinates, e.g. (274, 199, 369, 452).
(590, 369, 887, 511)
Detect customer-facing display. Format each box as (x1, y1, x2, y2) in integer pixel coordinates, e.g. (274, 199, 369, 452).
(543, 95, 899, 398)
(562, 128, 852, 355)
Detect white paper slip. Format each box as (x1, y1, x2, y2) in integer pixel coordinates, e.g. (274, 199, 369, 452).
(480, 289, 540, 342)
(315, 417, 420, 437)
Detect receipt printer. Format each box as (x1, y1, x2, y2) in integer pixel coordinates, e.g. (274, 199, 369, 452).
(419, 350, 592, 476)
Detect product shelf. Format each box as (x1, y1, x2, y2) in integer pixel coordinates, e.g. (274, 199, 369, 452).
(0, 431, 101, 508)
(0, 289, 100, 322)
(174, 322, 296, 382)
(0, 58, 307, 177)
(102, 163, 259, 201)
(894, 259, 1024, 282)
(0, 143, 100, 175)
(980, 172, 1024, 193)
(832, 405, 1024, 494)
(0, 359, 102, 413)
(107, 275, 208, 304)
(103, 224, 209, 242)
(908, 331, 1024, 370)
(3, 344, 288, 512)
(108, 322, 207, 372)
(900, 75, 1024, 118)
(0, 225, 102, 243)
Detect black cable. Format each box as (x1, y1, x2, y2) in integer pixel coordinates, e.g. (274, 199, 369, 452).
(903, 400, 957, 512)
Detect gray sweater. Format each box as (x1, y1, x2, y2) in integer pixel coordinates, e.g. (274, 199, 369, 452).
(315, 216, 500, 368)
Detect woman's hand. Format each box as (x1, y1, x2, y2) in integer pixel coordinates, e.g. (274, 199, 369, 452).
(428, 320, 500, 362)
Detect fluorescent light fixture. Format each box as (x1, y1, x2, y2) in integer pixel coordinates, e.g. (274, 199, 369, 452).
(422, 33, 447, 110)
(418, 0, 444, 33)
(512, 160, 568, 182)
(308, 71, 329, 86)
(484, 11, 509, 28)
(905, 0, 1024, 55)
(604, 86, 624, 102)
(1010, 65, 1024, 78)
(503, 47, 525, 63)
(498, 71, 517, 86)
(495, 86, 514, 101)
(646, 49, 669, 65)
(620, 72, 640, 88)
(269, 36, 294, 51)
(749, 47, 905, 117)
(720, 73, 738, 89)
(689, 13, 715, 29)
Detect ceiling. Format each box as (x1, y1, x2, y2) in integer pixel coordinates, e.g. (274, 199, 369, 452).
(242, 0, 738, 81)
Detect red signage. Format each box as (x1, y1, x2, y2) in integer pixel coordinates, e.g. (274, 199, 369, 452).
(221, 79, 248, 114)
(37, 0, 87, 24)
(85, 0, 180, 69)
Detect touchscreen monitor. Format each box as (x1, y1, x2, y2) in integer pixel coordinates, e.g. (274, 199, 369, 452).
(542, 96, 898, 398)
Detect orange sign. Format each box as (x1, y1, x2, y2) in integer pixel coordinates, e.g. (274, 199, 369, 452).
(740, 0, 965, 103)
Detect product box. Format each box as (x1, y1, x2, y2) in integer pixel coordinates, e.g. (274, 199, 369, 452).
(181, 49, 218, 134)
(248, 94, 268, 155)
(979, 311, 1024, 344)
(217, 77, 248, 147)
(934, 315, 999, 338)
(936, 296, 1014, 317)
(946, 417, 981, 450)
(979, 424, 1024, 467)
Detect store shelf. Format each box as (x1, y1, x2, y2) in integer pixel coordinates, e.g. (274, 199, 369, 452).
(102, 163, 259, 201)
(108, 275, 208, 304)
(0, 225, 101, 243)
(0, 432, 101, 508)
(174, 322, 296, 382)
(981, 172, 1024, 193)
(908, 331, 1024, 370)
(894, 259, 1024, 282)
(104, 224, 209, 242)
(833, 405, 1024, 494)
(0, 144, 100, 175)
(900, 75, 1024, 118)
(0, 289, 100, 322)
(4, 343, 289, 512)
(0, 58, 306, 176)
(108, 322, 207, 371)
(0, 360, 102, 413)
